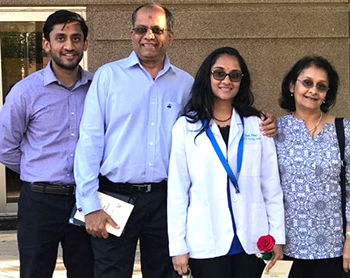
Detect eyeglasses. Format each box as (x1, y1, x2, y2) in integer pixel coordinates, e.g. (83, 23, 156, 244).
(132, 25, 169, 35)
(211, 70, 243, 82)
(296, 79, 329, 93)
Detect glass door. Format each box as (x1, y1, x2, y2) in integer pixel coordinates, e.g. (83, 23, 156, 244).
(1, 21, 49, 205)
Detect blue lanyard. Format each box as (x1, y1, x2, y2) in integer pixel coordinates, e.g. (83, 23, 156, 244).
(205, 116, 244, 193)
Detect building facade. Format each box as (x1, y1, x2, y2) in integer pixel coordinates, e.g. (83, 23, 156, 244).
(0, 0, 348, 214)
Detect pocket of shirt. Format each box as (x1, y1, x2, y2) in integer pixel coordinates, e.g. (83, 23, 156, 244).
(162, 101, 182, 131)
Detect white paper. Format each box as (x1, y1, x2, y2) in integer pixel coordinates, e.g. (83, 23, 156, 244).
(261, 260, 293, 278)
(73, 191, 134, 237)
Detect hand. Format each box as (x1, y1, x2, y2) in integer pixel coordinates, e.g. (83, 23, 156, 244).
(172, 254, 189, 276)
(260, 111, 277, 137)
(85, 209, 119, 239)
(343, 236, 350, 272)
(265, 244, 283, 272)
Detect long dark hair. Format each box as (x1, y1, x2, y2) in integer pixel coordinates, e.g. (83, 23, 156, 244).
(183, 46, 261, 135)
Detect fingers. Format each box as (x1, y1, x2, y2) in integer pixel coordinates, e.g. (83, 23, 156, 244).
(176, 265, 188, 276)
(106, 215, 120, 230)
(85, 210, 110, 238)
(260, 111, 277, 137)
(265, 257, 277, 272)
(260, 125, 276, 137)
(172, 254, 189, 276)
(265, 245, 283, 272)
(343, 257, 350, 272)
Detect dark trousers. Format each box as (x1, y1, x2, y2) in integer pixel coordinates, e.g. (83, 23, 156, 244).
(17, 184, 94, 278)
(91, 184, 174, 278)
(284, 254, 343, 278)
(189, 252, 266, 278)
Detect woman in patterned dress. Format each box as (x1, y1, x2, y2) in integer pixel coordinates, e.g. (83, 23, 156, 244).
(275, 55, 350, 278)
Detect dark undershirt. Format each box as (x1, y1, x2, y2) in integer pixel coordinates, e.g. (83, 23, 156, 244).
(218, 124, 245, 255)
(219, 125, 230, 146)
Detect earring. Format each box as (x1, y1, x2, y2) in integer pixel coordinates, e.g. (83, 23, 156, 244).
(323, 100, 326, 103)
(291, 92, 294, 97)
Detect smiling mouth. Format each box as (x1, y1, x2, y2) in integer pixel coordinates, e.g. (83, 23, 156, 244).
(219, 87, 233, 91)
(305, 96, 318, 101)
(142, 43, 157, 48)
(62, 53, 77, 58)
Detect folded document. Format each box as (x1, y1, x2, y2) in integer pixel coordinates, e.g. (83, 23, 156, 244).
(70, 191, 135, 237)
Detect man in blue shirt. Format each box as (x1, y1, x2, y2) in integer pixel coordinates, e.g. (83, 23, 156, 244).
(0, 10, 94, 278)
(74, 4, 193, 278)
(74, 3, 277, 278)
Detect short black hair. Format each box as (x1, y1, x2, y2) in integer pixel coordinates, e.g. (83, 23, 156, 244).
(280, 55, 339, 113)
(43, 10, 88, 41)
(131, 3, 174, 31)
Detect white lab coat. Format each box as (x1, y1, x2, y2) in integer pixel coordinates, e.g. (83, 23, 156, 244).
(167, 109, 285, 259)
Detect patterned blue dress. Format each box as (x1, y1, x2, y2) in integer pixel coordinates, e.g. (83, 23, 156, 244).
(275, 114, 350, 259)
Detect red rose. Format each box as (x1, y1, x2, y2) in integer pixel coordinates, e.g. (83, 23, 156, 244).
(257, 235, 275, 253)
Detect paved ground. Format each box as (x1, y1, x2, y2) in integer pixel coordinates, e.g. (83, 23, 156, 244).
(0, 230, 142, 278)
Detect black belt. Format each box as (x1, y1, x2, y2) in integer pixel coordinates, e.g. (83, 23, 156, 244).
(99, 176, 166, 194)
(24, 182, 75, 195)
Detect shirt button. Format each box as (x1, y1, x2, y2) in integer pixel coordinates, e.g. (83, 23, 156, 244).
(149, 142, 153, 145)
(67, 173, 70, 177)
(70, 153, 74, 157)
(151, 102, 155, 105)
(71, 133, 75, 136)
(148, 162, 152, 166)
(151, 122, 155, 126)
(71, 112, 75, 115)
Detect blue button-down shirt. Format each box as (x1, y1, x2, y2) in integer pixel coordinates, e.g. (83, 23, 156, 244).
(0, 62, 92, 184)
(74, 51, 194, 215)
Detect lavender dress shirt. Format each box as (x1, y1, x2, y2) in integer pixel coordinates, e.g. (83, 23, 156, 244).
(0, 61, 93, 184)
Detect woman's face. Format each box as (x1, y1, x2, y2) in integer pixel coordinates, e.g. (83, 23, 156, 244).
(290, 65, 329, 113)
(210, 54, 242, 104)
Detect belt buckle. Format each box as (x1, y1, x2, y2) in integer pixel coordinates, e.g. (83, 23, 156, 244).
(133, 184, 152, 193)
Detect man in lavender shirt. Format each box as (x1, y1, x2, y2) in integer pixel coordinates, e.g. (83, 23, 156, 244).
(0, 10, 94, 278)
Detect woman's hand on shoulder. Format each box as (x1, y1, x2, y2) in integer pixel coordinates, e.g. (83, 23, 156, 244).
(172, 253, 190, 276)
(260, 110, 277, 137)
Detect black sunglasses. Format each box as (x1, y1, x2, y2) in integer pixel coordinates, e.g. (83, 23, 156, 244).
(132, 25, 169, 35)
(296, 79, 329, 93)
(211, 70, 243, 82)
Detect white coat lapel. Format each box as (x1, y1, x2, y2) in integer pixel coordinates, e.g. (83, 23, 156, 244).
(228, 109, 241, 146)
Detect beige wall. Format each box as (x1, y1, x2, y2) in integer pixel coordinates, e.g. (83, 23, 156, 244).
(1, 0, 348, 117)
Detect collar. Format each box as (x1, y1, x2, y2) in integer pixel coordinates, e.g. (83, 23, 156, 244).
(125, 51, 174, 77)
(43, 61, 93, 87)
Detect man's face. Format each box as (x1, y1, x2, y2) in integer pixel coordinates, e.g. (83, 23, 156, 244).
(131, 6, 174, 65)
(43, 21, 88, 71)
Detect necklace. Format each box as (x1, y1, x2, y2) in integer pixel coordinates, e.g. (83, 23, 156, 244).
(308, 112, 323, 136)
(213, 115, 232, 122)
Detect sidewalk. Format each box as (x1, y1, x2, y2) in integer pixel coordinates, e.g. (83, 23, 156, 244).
(0, 230, 142, 278)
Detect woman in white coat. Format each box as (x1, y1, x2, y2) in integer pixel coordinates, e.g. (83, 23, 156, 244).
(167, 47, 285, 278)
